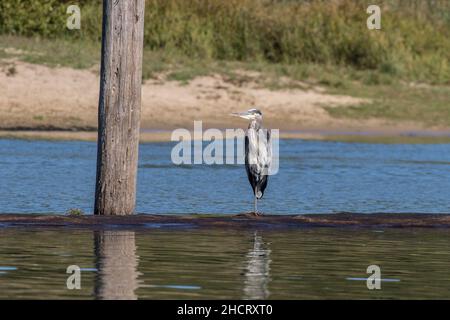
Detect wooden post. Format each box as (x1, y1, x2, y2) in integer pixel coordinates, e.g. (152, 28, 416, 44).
(94, 0, 145, 215)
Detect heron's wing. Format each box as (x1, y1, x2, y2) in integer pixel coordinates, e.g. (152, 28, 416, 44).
(254, 129, 271, 199)
(245, 128, 272, 198)
(265, 129, 272, 173)
(246, 128, 271, 174)
(256, 128, 271, 176)
(245, 133, 259, 193)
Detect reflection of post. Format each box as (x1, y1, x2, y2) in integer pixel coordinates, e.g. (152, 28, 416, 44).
(244, 232, 271, 300)
(94, 230, 140, 300)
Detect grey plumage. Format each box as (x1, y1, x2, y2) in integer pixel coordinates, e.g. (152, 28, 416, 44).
(232, 108, 272, 214)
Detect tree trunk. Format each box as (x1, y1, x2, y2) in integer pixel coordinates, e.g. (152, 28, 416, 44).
(95, 0, 145, 215)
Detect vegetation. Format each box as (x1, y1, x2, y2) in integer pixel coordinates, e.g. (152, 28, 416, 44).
(1, 0, 449, 83)
(0, 0, 449, 126)
(325, 82, 450, 127)
(66, 208, 84, 216)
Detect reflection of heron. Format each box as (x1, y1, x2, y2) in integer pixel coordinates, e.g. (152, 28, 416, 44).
(232, 109, 272, 215)
(94, 230, 140, 300)
(243, 232, 271, 300)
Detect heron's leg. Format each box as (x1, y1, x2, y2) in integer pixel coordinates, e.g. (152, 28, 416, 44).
(253, 189, 260, 216)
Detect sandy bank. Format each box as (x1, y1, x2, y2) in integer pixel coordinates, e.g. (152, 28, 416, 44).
(1, 60, 442, 135)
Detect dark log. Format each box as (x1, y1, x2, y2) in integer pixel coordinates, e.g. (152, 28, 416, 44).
(1, 213, 450, 229)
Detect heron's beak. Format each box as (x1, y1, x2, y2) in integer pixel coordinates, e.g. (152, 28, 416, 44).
(230, 111, 253, 120)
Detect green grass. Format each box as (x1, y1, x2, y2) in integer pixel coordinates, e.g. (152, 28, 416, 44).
(325, 83, 450, 127)
(1, 0, 450, 84)
(319, 135, 450, 144)
(66, 208, 84, 216)
(1, 33, 449, 129)
(0, 35, 99, 69)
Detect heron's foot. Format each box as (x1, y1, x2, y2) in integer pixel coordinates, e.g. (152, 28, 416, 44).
(240, 211, 262, 217)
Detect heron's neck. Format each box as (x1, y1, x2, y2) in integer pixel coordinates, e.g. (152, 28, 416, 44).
(248, 118, 262, 130)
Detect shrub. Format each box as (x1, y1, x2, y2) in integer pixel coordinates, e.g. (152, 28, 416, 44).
(0, 0, 449, 83)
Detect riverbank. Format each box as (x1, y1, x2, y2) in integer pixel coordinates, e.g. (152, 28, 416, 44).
(0, 59, 372, 132)
(2, 59, 450, 144)
(2, 129, 450, 144)
(1, 213, 450, 229)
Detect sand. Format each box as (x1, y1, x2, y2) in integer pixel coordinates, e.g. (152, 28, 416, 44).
(2, 59, 440, 137)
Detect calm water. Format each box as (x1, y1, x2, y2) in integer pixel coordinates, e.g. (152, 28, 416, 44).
(0, 138, 449, 214)
(1, 226, 450, 299)
(1, 138, 450, 299)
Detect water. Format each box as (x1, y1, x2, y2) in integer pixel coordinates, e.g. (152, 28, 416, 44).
(1, 138, 450, 299)
(1, 226, 450, 299)
(0, 139, 449, 214)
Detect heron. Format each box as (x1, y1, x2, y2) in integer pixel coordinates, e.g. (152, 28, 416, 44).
(232, 108, 272, 215)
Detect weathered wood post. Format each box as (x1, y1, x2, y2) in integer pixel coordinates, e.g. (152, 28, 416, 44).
(94, 0, 145, 215)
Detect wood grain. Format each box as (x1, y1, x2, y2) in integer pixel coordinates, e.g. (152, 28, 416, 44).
(95, 0, 145, 215)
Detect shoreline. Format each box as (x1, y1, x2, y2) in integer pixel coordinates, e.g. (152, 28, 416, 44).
(1, 129, 450, 144)
(2, 60, 450, 145)
(1, 213, 450, 229)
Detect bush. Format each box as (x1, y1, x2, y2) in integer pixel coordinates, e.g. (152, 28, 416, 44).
(0, 0, 449, 83)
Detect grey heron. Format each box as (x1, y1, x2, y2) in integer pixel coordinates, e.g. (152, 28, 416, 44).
(232, 109, 272, 215)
